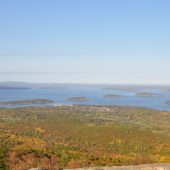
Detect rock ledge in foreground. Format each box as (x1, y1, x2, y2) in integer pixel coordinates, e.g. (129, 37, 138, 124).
(64, 163, 170, 170)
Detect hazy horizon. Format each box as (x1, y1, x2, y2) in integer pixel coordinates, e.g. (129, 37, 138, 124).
(1, 80, 170, 86)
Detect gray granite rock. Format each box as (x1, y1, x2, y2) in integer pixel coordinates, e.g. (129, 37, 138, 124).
(64, 164, 170, 170)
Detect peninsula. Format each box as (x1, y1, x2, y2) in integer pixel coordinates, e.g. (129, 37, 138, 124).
(0, 99, 53, 105)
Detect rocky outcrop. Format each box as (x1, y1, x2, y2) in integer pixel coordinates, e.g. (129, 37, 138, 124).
(29, 169, 41, 170)
(64, 164, 170, 170)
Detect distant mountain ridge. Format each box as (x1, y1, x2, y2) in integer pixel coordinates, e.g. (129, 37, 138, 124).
(0, 82, 170, 91)
(0, 82, 68, 89)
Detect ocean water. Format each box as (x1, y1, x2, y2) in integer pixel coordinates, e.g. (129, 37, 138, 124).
(0, 86, 170, 110)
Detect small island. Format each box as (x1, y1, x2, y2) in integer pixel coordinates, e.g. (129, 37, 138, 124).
(0, 99, 53, 105)
(66, 97, 88, 102)
(103, 94, 125, 98)
(135, 92, 157, 97)
(165, 100, 170, 105)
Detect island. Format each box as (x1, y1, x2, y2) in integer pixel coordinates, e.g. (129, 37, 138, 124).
(165, 100, 170, 105)
(103, 94, 125, 98)
(0, 99, 53, 105)
(135, 92, 157, 97)
(65, 97, 88, 101)
(101, 85, 142, 91)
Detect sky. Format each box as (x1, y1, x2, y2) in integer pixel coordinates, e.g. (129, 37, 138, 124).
(0, 0, 170, 84)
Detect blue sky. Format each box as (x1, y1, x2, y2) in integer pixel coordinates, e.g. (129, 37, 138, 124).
(0, 0, 170, 84)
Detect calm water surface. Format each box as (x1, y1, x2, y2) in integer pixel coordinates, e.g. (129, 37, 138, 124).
(0, 86, 170, 110)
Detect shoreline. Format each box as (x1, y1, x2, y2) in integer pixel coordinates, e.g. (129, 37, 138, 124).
(0, 103, 169, 112)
